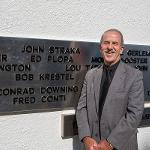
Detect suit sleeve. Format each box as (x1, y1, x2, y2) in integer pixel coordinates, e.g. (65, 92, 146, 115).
(107, 71, 144, 149)
(76, 72, 91, 141)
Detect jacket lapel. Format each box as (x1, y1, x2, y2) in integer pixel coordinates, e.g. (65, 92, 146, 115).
(107, 62, 126, 95)
(93, 65, 103, 114)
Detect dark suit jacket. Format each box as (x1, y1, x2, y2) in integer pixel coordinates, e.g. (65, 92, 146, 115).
(76, 62, 144, 150)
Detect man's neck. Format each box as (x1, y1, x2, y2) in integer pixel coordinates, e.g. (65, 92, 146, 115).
(104, 60, 120, 67)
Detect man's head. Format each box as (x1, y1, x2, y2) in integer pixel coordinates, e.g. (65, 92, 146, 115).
(99, 29, 124, 66)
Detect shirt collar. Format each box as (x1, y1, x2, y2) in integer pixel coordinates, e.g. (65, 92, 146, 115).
(103, 60, 120, 72)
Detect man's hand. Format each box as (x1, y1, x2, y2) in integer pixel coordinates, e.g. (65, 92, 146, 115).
(97, 139, 113, 150)
(83, 137, 98, 150)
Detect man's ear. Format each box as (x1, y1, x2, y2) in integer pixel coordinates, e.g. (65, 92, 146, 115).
(99, 44, 102, 52)
(120, 47, 124, 54)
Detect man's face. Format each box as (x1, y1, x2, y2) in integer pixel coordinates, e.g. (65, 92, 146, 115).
(100, 31, 123, 66)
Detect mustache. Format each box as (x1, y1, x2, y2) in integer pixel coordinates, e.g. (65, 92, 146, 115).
(104, 49, 116, 53)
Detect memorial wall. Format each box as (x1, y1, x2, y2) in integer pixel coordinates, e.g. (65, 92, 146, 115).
(0, 36, 150, 127)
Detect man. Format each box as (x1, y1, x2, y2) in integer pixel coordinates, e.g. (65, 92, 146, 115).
(76, 29, 144, 150)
